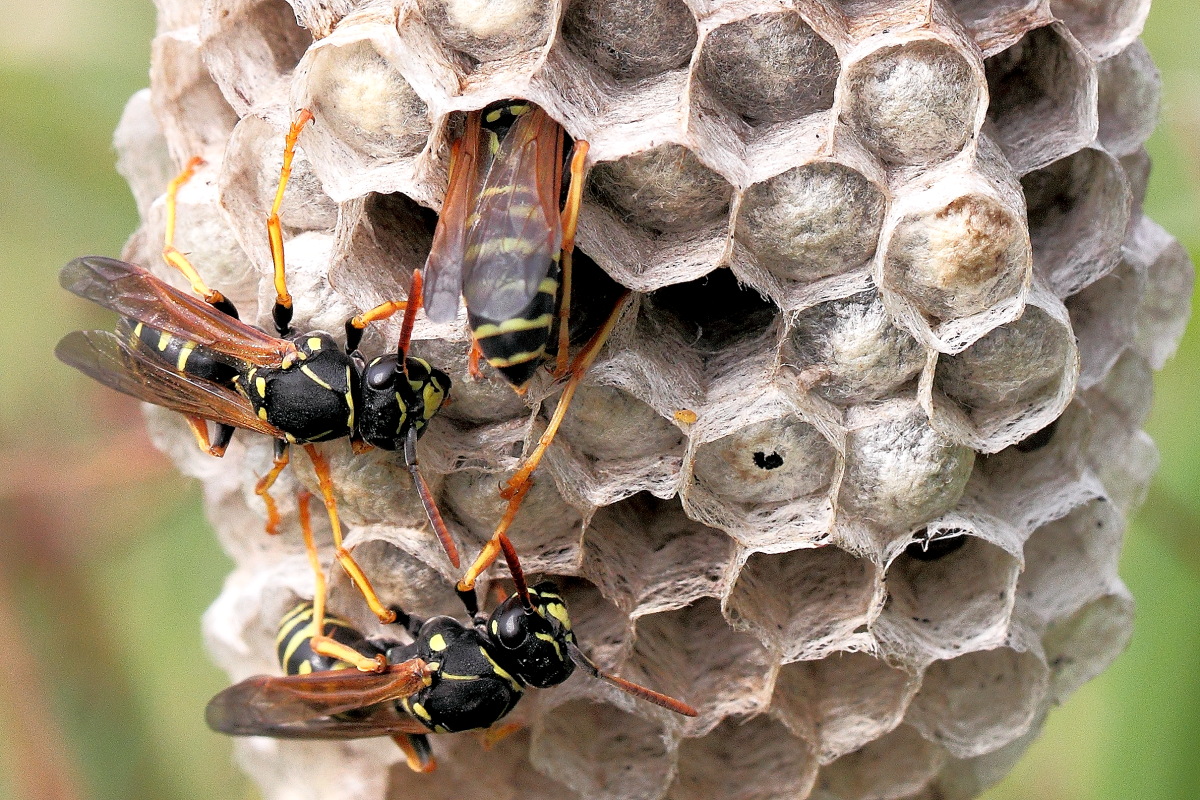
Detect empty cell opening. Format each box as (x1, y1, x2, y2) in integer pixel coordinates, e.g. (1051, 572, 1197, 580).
(1065, 257, 1141, 387)
(736, 162, 886, 284)
(584, 494, 734, 615)
(985, 24, 1094, 173)
(531, 700, 673, 800)
(882, 193, 1029, 321)
(1049, 0, 1149, 56)
(787, 289, 925, 404)
(696, 11, 840, 125)
(586, 144, 732, 235)
(842, 40, 981, 165)
(668, 715, 816, 800)
(647, 268, 778, 352)
(773, 651, 916, 761)
(692, 415, 837, 505)
(365, 191, 439, 273)
(883, 535, 1018, 652)
(202, 0, 314, 113)
(1011, 417, 1059, 452)
(1042, 591, 1132, 702)
(1017, 499, 1122, 628)
(1022, 147, 1131, 297)
(306, 41, 431, 160)
(726, 547, 876, 660)
(906, 646, 1048, 758)
(561, 0, 698, 82)
(626, 598, 773, 722)
(816, 725, 946, 800)
(1096, 42, 1159, 157)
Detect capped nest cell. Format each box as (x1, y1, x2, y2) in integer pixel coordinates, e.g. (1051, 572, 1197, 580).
(98, 0, 1192, 798)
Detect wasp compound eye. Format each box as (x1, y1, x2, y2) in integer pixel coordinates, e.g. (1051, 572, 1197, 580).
(365, 356, 399, 389)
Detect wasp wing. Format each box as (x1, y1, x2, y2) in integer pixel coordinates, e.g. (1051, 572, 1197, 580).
(460, 107, 564, 323)
(55, 328, 286, 439)
(205, 660, 431, 737)
(60, 256, 294, 366)
(423, 113, 483, 324)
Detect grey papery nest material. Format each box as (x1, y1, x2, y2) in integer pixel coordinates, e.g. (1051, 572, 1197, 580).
(108, 0, 1190, 798)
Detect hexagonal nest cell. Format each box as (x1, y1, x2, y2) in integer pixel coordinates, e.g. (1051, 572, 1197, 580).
(97, 0, 1192, 798)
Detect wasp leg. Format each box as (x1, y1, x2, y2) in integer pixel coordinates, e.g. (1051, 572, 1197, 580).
(392, 734, 437, 773)
(500, 290, 632, 502)
(468, 339, 485, 381)
(304, 443, 398, 626)
(160, 156, 239, 318)
(553, 140, 589, 379)
(254, 440, 291, 536)
(182, 415, 236, 457)
(455, 481, 531, 603)
(477, 722, 523, 751)
(298, 489, 387, 673)
(267, 109, 315, 336)
(345, 300, 407, 354)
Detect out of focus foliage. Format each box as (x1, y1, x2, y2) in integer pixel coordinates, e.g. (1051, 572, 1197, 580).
(0, 1, 1195, 799)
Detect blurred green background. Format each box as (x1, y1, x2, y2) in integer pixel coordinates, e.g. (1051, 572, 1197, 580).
(0, 2, 1196, 799)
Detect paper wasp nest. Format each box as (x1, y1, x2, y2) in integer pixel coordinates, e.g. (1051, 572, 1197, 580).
(112, 0, 1188, 797)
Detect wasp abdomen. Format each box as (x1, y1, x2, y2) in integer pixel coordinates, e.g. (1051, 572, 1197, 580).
(126, 319, 238, 384)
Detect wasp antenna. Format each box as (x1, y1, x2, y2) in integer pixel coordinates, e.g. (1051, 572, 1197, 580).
(567, 642, 698, 718)
(497, 529, 532, 609)
(404, 426, 460, 568)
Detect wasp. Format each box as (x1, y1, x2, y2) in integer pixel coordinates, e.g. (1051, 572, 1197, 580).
(206, 522, 697, 770)
(421, 100, 634, 603)
(56, 116, 457, 671)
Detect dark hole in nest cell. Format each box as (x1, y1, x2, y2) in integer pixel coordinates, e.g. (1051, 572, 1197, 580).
(904, 529, 968, 561)
(1013, 417, 1059, 452)
(647, 267, 777, 350)
(753, 451, 784, 470)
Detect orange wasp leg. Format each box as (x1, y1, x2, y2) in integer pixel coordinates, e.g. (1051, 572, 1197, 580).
(468, 340, 485, 380)
(298, 490, 387, 673)
(161, 156, 235, 313)
(553, 140, 589, 379)
(392, 734, 437, 773)
(304, 444, 398, 627)
(266, 109, 315, 335)
(254, 442, 291, 536)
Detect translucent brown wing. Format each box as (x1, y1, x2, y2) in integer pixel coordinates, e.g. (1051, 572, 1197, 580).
(205, 660, 431, 738)
(422, 113, 482, 324)
(55, 328, 286, 439)
(461, 107, 564, 322)
(60, 256, 294, 365)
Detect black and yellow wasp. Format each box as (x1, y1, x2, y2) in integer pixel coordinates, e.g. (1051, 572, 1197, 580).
(422, 100, 635, 601)
(206, 531, 696, 771)
(56, 119, 458, 672)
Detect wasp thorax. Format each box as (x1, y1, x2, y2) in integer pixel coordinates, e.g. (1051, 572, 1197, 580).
(237, 333, 355, 443)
